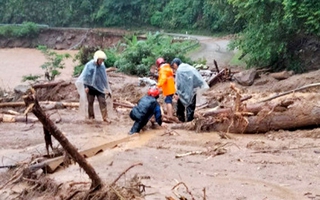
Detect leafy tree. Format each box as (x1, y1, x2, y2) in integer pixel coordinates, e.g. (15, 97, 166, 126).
(228, 0, 320, 72)
(38, 46, 70, 81)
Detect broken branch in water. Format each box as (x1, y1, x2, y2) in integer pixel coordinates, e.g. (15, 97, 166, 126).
(110, 162, 143, 186)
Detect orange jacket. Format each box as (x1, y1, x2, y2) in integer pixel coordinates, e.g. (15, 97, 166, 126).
(157, 63, 176, 96)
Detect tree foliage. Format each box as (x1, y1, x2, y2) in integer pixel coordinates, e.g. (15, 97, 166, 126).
(0, 0, 239, 33)
(229, 0, 320, 72)
(38, 46, 70, 81)
(73, 33, 197, 77)
(1, 0, 320, 73)
(115, 33, 196, 76)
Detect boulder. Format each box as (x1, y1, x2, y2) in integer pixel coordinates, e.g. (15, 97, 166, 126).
(233, 68, 257, 86)
(14, 85, 30, 95)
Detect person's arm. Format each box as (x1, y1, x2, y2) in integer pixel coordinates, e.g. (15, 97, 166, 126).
(154, 104, 162, 126)
(157, 68, 166, 88)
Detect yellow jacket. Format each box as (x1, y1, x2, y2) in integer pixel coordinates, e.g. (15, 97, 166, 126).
(157, 63, 176, 96)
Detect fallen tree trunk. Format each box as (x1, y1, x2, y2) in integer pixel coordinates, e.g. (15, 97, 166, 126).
(208, 101, 320, 133)
(23, 89, 103, 189)
(0, 101, 79, 108)
(258, 82, 320, 103)
(0, 114, 38, 123)
(32, 81, 70, 89)
(208, 69, 225, 87)
(174, 92, 320, 134)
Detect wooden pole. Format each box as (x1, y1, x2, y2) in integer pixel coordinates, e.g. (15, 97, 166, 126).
(23, 89, 103, 189)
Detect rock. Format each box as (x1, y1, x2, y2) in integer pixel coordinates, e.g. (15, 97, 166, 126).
(56, 36, 64, 43)
(67, 34, 75, 40)
(14, 85, 30, 95)
(55, 44, 66, 50)
(233, 68, 257, 86)
(13, 85, 31, 101)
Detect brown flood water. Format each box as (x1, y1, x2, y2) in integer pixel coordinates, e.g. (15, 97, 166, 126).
(0, 48, 78, 90)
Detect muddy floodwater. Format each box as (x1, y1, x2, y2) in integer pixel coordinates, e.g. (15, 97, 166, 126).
(0, 48, 78, 90)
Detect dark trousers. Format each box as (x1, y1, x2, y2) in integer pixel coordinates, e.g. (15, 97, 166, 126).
(129, 112, 149, 133)
(86, 89, 107, 120)
(176, 95, 196, 122)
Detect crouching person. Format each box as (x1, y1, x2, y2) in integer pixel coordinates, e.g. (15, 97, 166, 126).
(129, 87, 165, 135)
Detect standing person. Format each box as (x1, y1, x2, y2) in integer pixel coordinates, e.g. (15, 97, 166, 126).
(129, 87, 165, 135)
(75, 50, 112, 123)
(155, 57, 176, 117)
(171, 58, 209, 122)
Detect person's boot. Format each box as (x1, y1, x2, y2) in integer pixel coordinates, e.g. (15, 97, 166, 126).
(101, 108, 111, 124)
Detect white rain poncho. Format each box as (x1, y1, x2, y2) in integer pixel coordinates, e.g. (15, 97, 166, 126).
(75, 60, 112, 119)
(175, 63, 209, 107)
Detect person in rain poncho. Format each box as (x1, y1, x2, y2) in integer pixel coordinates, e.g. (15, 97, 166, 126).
(75, 50, 112, 123)
(171, 58, 209, 122)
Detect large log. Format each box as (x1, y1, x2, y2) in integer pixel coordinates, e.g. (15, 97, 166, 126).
(23, 89, 103, 189)
(0, 114, 38, 123)
(197, 93, 320, 133)
(207, 69, 225, 87)
(0, 101, 79, 108)
(32, 81, 70, 89)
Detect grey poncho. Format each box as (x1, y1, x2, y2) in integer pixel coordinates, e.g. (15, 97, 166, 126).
(175, 63, 209, 107)
(75, 60, 112, 119)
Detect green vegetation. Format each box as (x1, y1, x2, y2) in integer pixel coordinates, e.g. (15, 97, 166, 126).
(73, 33, 198, 77)
(73, 46, 119, 77)
(23, 46, 70, 82)
(38, 46, 70, 81)
(228, 0, 320, 72)
(115, 33, 196, 75)
(0, 22, 40, 38)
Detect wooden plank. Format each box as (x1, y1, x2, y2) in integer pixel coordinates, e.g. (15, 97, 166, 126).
(40, 135, 135, 173)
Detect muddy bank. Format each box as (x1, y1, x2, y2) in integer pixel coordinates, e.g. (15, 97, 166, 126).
(0, 28, 127, 49)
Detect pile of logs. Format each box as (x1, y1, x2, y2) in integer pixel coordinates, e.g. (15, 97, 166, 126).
(200, 60, 233, 87)
(171, 83, 320, 134)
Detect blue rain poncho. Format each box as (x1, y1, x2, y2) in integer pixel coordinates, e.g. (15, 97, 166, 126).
(175, 63, 209, 107)
(75, 60, 112, 119)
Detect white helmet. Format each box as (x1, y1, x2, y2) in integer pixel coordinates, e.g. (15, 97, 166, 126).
(93, 50, 107, 62)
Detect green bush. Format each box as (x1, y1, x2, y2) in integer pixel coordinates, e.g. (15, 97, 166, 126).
(115, 33, 197, 76)
(38, 46, 70, 81)
(0, 22, 40, 38)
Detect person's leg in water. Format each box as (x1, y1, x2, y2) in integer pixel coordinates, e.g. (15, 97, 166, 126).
(87, 93, 95, 119)
(129, 119, 149, 135)
(164, 94, 174, 117)
(176, 99, 186, 122)
(97, 93, 110, 123)
(186, 94, 196, 122)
